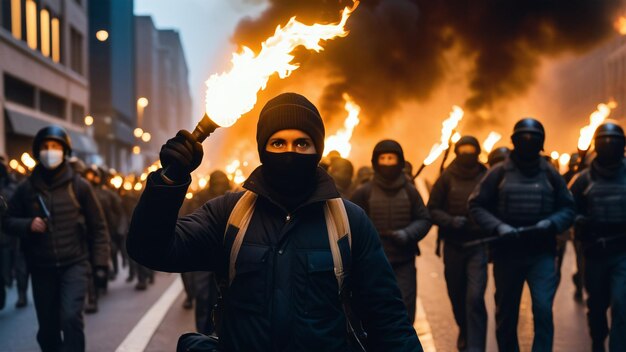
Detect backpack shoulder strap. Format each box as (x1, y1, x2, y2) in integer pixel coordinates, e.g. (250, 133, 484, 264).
(224, 190, 257, 285)
(324, 198, 351, 293)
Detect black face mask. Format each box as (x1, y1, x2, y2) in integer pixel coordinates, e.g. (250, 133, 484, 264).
(261, 152, 319, 203)
(595, 138, 625, 166)
(512, 133, 543, 160)
(376, 164, 403, 181)
(456, 153, 479, 168)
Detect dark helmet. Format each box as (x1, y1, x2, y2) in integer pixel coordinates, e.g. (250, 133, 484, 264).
(512, 118, 545, 138)
(33, 126, 72, 159)
(487, 146, 510, 167)
(594, 122, 625, 140)
(372, 140, 406, 168)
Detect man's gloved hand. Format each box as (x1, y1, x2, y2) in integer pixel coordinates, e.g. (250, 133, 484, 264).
(391, 229, 411, 246)
(535, 219, 553, 231)
(496, 223, 517, 237)
(94, 266, 109, 289)
(451, 216, 468, 230)
(159, 130, 204, 183)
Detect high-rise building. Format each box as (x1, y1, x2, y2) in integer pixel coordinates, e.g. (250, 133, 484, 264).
(135, 16, 191, 165)
(0, 0, 97, 165)
(88, 0, 136, 173)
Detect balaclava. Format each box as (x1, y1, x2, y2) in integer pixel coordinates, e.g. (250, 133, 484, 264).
(256, 93, 325, 206)
(454, 136, 481, 168)
(372, 140, 406, 181)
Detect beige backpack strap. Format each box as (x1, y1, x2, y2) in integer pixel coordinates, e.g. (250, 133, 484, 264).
(324, 198, 351, 292)
(225, 190, 258, 285)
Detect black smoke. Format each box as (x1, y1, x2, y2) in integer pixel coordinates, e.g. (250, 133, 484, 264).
(233, 0, 623, 122)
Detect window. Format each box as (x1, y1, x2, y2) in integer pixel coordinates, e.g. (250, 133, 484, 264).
(51, 16, 60, 63)
(4, 74, 35, 108)
(40, 8, 50, 57)
(39, 89, 65, 119)
(70, 26, 83, 74)
(71, 103, 85, 125)
(25, 0, 37, 49)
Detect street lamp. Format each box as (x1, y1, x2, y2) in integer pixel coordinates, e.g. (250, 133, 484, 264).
(133, 128, 144, 138)
(137, 97, 149, 108)
(141, 132, 151, 142)
(84, 115, 94, 126)
(96, 30, 109, 42)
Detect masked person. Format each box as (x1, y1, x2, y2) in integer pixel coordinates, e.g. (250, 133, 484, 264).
(487, 147, 510, 168)
(427, 136, 488, 352)
(468, 118, 575, 352)
(351, 140, 432, 324)
(328, 157, 354, 199)
(568, 122, 626, 352)
(3, 126, 110, 352)
(127, 93, 422, 351)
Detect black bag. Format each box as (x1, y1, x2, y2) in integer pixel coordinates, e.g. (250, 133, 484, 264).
(176, 333, 219, 352)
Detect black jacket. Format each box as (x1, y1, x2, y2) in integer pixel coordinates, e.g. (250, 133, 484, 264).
(428, 160, 487, 246)
(568, 160, 626, 257)
(468, 156, 575, 257)
(127, 167, 422, 352)
(3, 163, 110, 268)
(350, 176, 431, 263)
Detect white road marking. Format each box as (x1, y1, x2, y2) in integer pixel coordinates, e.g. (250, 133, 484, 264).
(115, 277, 183, 352)
(414, 296, 437, 352)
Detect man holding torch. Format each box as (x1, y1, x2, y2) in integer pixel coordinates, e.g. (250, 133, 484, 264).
(468, 118, 575, 352)
(127, 93, 422, 351)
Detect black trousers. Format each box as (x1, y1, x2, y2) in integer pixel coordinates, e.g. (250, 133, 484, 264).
(30, 260, 88, 352)
(584, 252, 626, 351)
(444, 243, 488, 352)
(392, 260, 417, 324)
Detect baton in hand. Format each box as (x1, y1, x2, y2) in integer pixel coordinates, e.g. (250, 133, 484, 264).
(463, 225, 541, 248)
(37, 194, 52, 232)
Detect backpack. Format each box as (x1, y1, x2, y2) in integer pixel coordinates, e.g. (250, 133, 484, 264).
(224, 190, 367, 351)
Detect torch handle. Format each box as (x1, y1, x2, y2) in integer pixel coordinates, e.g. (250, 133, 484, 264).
(161, 113, 220, 184)
(412, 163, 426, 181)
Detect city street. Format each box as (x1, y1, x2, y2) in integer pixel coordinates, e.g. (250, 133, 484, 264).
(0, 229, 592, 352)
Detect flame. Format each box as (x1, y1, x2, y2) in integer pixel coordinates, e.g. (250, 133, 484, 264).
(323, 93, 361, 158)
(134, 182, 143, 191)
(185, 192, 194, 200)
(616, 16, 626, 35)
(550, 151, 560, 160)
(577, 101, 617, 151)
(204, 2, 358, 127)
(110, 175, 123, 189)
(198, 177, 208, 189)
(451, 132, 461, 144)
(226, 159, 247, 185)
(423, 106, 465, 165)
(558, 153, 571, 168)
(482, 132, 502, 153)
(20, 152, 36, 170)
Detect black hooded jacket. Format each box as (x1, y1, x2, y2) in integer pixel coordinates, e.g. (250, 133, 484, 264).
(3, 163, 110, 268)
(127, 166, 422, 352)
(428, 159, 487, 246)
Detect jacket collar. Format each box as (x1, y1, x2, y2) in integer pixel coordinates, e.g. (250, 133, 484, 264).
(243, 165, 340, 212)
(30, 162, 74, 191)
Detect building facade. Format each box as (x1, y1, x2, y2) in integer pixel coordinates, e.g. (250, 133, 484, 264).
(135, 16, 191, 165)
(0, 0, 97, 164)
(88, 0, 136, 172)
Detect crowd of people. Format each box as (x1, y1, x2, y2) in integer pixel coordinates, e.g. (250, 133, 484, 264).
(0, 92, 625, 352)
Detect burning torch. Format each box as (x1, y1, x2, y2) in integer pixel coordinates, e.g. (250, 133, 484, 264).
(413, 106, 464, 180)
(576, 101, 616, 172)
(161, 2, 359, 182)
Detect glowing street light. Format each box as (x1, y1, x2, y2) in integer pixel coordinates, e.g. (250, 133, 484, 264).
(141, 132, 151, 142)
(132, 146, 141, 154)
(84, 115, 94, 126)
(96, 30, 109, 42)
(133, 128, 144, 138)
(137, 97, 149, 108)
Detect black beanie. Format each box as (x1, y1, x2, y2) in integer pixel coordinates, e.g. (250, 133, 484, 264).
(454, 136, 481, 154)
(256, 93, 325, 163)
(371, 140, 406, 168)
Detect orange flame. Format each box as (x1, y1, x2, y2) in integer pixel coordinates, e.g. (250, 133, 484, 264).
(616, 16, 626, 35)
(423, 106, 464, 165)
(577, 101, 617, 151)
(204, 2, 359, 128)
(226, 159, 246, 185)
(323, 93, 361, 158)
(482, 132, 502, 153)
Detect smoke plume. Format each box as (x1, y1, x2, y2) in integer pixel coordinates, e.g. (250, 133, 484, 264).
(233, 0, 623, 120)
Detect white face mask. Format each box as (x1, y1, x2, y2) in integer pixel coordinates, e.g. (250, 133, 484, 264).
(39, 149, 64, 170)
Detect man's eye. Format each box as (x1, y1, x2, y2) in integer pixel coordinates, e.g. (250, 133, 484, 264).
(271, 141, 284, 148)
(296, 141, 310, 148)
